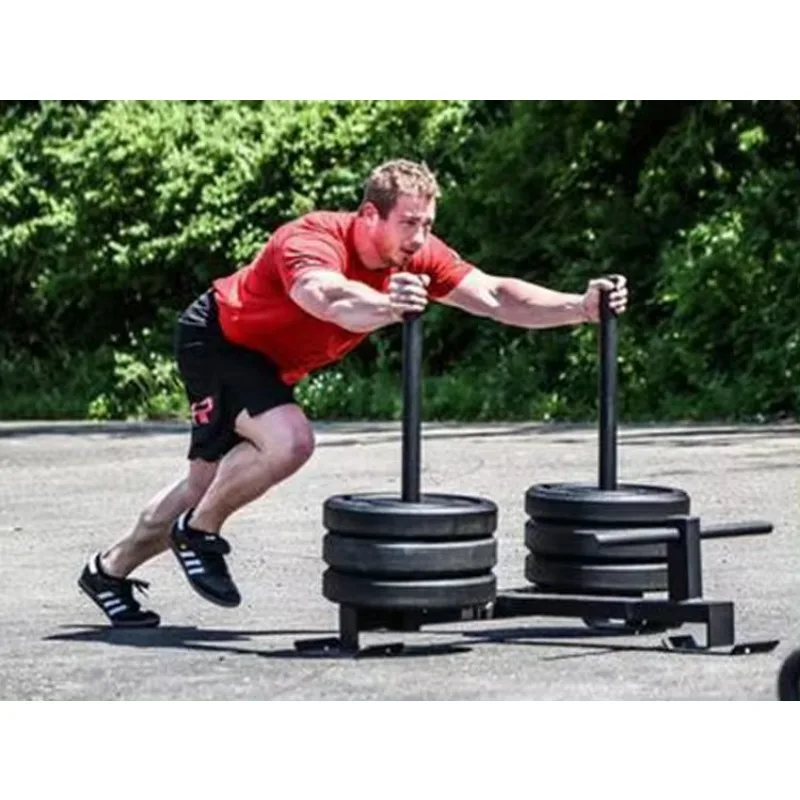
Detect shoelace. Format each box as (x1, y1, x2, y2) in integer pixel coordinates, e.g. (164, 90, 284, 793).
(116, 576, 151, 608)
(126, 577, 150, 595)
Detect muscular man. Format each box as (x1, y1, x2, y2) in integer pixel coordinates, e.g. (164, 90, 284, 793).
(79, 158, 628, 627)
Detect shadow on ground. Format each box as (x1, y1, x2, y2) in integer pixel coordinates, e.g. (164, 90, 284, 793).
(42, 621, 729, 660)
(44, 624, 472, 659)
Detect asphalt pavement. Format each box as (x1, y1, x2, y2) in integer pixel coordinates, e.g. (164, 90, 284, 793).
(1, 420, 797, 700)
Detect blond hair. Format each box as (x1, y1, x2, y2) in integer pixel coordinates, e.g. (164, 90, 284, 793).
(360, 159, 441, 218)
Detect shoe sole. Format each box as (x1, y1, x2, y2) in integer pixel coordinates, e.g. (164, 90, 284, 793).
(169, 542, 241, 608)
(78, 577, 161, 628)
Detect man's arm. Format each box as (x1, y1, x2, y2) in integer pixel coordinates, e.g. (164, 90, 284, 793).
(438, 268, 589, 328)
(289, 270, 399, 332)
(289, 269, 429, 333)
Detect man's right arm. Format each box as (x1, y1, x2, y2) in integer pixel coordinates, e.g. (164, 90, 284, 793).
(289, 269, 402, 333)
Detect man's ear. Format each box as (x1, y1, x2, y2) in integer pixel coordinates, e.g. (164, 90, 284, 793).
(359, 202, 381, 225)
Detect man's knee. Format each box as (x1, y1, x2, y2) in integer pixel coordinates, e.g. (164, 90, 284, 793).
(236, 403, 315, 475)
(288, 422, 315, 468)
(262, 415, 315, 480)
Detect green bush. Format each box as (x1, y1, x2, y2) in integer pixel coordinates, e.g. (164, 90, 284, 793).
(1, 100, 797, 422)
(0, 100, 481, 353)
(433, 100, 800, 421)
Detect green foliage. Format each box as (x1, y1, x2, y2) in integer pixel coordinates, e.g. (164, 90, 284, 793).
(0, 100, 797, 422)
(434, 100, 799, 422)
(648, 169, 800, 419)
(0, 100, 480, 354)
(87, 328, 187, 421)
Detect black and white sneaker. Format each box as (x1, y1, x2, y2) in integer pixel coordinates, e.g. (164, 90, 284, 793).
(78, 553, 160, 628)
(169, 511, 241, 607)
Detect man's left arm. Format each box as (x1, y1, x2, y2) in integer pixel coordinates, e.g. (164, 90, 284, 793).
(438, 267, 627, 327)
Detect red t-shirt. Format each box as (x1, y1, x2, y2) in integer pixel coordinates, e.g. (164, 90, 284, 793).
(212, 211, 473, 385)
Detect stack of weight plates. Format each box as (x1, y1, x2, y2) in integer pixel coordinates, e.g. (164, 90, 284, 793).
(524, 482, 691, 595)
(322, 492, 498, 610)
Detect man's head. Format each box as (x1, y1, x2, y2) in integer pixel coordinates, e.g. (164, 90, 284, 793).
(356, 159, 441, 269)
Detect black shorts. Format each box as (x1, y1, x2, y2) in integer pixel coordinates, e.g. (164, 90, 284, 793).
(174, 290, 296, 461)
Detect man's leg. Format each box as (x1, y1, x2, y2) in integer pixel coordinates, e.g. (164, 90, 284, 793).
(77, 458, 219, 628)
(101, 458, 219, 578)
(189, 403, 315, 533)
(79, 289, 226, 627)
(169, 403, 315, 606)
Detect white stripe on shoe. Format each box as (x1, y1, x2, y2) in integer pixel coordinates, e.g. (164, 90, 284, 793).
(179, 551, 205, 572)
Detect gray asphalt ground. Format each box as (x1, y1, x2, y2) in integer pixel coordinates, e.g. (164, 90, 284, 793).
(1, 420, 798, 700)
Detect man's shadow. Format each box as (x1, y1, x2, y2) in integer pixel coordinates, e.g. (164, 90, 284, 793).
(44, 619, 666, 660)
(44, 624, 475, 659)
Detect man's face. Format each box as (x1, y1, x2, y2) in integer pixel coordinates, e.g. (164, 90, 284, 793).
(372, 193, 436, 268)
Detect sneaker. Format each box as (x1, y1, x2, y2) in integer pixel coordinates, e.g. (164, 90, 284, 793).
(169, 511, 241, 607)
(78, 553, 160, 628)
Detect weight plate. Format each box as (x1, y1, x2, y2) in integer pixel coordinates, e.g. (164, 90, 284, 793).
(322, 569, 497, 609)
(323, 534, 497, 577)
(525, 482, 690, 524)
(778, 648, 800, 701)
(324, 492, 498, 539)
(525, 553, 667, 593)
(524, 520, 670, 562)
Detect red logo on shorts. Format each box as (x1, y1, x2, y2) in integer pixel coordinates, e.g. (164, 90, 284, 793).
(190, 396, 215, 425)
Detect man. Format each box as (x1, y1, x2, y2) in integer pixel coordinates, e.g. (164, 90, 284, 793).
(78, 158, 628, 627)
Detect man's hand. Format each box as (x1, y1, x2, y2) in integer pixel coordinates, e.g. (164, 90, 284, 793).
(580, 275, 628, 322)
(388, 272, 430, 318)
